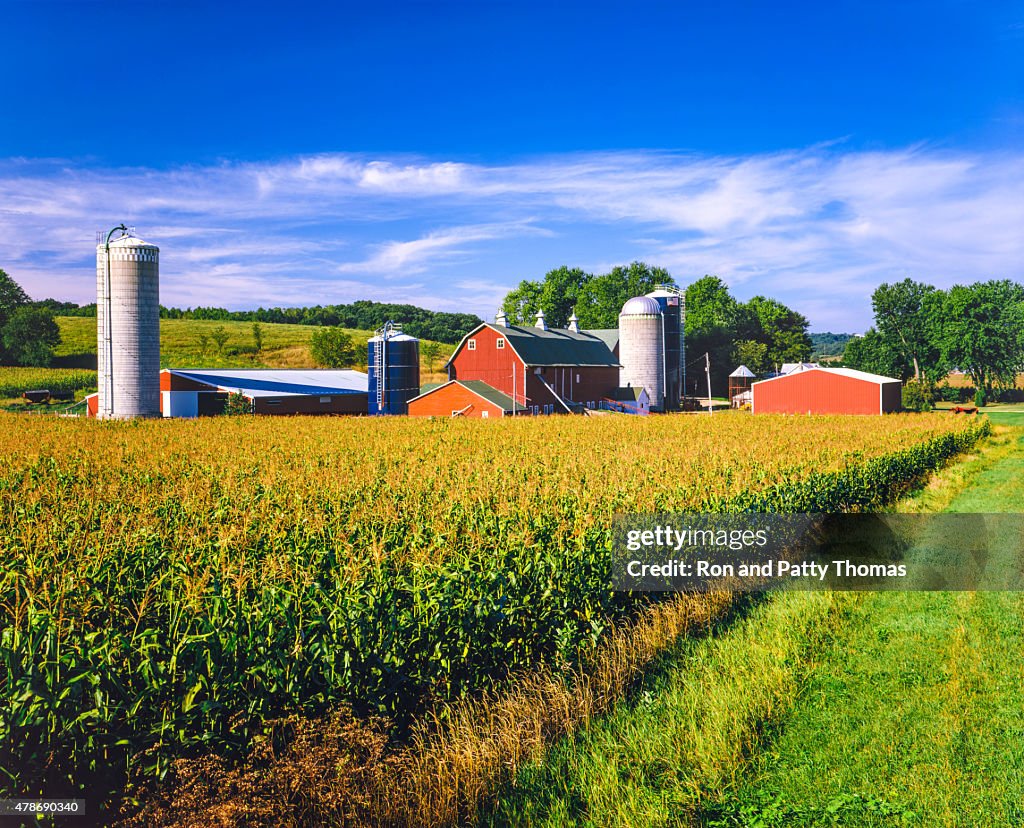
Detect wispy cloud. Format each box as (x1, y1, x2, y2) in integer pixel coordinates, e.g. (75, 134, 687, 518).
(1, 146, 1021, 330)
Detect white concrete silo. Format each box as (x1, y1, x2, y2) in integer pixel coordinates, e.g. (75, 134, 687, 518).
(619, 295, 665, 411)
(96, 231, 160, 418)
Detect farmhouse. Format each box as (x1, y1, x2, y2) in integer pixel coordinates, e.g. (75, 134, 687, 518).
(151, 369, 368, 417)
(751, 366, 902, 415)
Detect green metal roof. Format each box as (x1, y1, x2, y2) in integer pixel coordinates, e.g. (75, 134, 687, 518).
(584, 328, 619, 354)
(419, 382, 444, 394)
(451, 323, 619, 368)
(613, 386, 647, 401)
(457, 380, 527, 411)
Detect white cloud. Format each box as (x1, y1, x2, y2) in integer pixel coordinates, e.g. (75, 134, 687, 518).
(1, 146, 1022, 328)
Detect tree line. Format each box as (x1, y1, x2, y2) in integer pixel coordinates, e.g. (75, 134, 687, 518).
(501, 263, 812, 394)
(54, 300, 481, 345)
(842, 278, 1024, 405)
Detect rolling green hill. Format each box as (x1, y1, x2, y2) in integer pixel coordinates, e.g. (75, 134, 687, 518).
(54, 317, 451, 375)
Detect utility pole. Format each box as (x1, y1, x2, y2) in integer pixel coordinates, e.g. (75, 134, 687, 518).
(705, 352, 713, 416)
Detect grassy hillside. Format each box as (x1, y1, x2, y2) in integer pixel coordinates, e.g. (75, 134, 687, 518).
(53, 316, 452, 377)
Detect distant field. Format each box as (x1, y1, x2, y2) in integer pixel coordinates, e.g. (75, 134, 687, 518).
(944, 371, 1024, 389)
(53, 316, 451, 375)
(0, 367, 97, 398)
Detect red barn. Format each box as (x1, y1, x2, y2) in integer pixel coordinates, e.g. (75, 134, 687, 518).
(752, 367, 902, 415)
(412, 314, 620, 415)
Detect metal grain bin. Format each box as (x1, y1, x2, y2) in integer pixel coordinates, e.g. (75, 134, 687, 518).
(368, 322, 420, 415)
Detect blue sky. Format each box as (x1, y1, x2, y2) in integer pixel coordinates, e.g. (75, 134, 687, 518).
(3, 0, 1022, 331)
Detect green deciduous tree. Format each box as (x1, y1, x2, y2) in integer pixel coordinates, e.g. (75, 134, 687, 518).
(731, 339, 769, 375)
(871, 278, 941, 381)
(210, 326, 229, 354)
(576, 262, 671, 329)
(684, 275, 741, 394)
(252, 322, 264, 353)
(744, 295, 812, 369)
(501, 279, 543, 325)
(310, 327, 356, 368)
(2, 306, 61, 366)
(841, 329, 906, 378)
(0, 269, 32, 364)
(422, 340, 443, 373)
(929, 280, 1024, 394)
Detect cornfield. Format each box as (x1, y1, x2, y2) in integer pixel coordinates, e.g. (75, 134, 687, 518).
(0, 367, 97, 398)
(0, 412, 988, 813)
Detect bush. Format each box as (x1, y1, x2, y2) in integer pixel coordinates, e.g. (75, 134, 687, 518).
(223, 391, 252, 415)
(936, 383, 971, 403)
(974, 388, 987, 408)
(901, 379, 933, 412)
(310, 327, 356, 368)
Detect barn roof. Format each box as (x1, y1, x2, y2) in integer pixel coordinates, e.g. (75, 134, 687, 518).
(753, 366, 900, 387)
(165, 369, 368, 397)
(450, 323, 619, 368)
(584, 328, 619, 353)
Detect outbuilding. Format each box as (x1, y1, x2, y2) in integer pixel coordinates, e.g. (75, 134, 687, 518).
(751, 367, 902, 415)
(407, 379, 528, 418)
(159, 369, 369, 417)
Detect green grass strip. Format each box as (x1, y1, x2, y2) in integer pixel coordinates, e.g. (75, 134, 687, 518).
(700, 428, 1024, 827)
(482, 590, 860, 827)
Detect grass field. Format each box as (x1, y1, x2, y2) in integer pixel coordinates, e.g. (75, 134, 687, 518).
(52, 316, 452, 378)
(485, 424, 1024, 828)
(0, 412, 987, 826)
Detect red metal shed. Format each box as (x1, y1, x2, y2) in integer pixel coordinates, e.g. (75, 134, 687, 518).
(752, 367, 902, 415)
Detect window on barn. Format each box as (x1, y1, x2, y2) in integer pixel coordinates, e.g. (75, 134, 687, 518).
(496, 338, 505, 349)
(265, 399, 282, 406)
(481, 410, 489, 418)
(467, 339, 476, 350)
(319, 397, 331, 403)
(576, 373, 580, 383)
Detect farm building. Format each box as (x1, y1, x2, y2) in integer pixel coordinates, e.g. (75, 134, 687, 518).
(751, 367, 902, 415)
(158, 369, 369, 416)
(85, 369, 370, 417)
(409, 294, 686, 417)
(407, 380, 528, 418)
(408, 311, 621, 415)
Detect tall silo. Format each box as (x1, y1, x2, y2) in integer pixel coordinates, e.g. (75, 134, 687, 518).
(645, 285, 685, 410)
(619, 295, 664, 411)
(96, 229, 160, 419)
(368, 322, 420, 415)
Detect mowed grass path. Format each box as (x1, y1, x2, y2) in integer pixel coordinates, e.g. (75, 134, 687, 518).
(485, 425, 1024, 828)
(706, 427, 1024, 827)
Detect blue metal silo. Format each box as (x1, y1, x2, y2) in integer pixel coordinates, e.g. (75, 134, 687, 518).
(368, 321, 420, 415)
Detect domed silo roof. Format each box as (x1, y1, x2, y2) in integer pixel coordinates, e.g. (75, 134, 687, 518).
(620, 295, 662, 316)
(107, 234, 159, 250)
